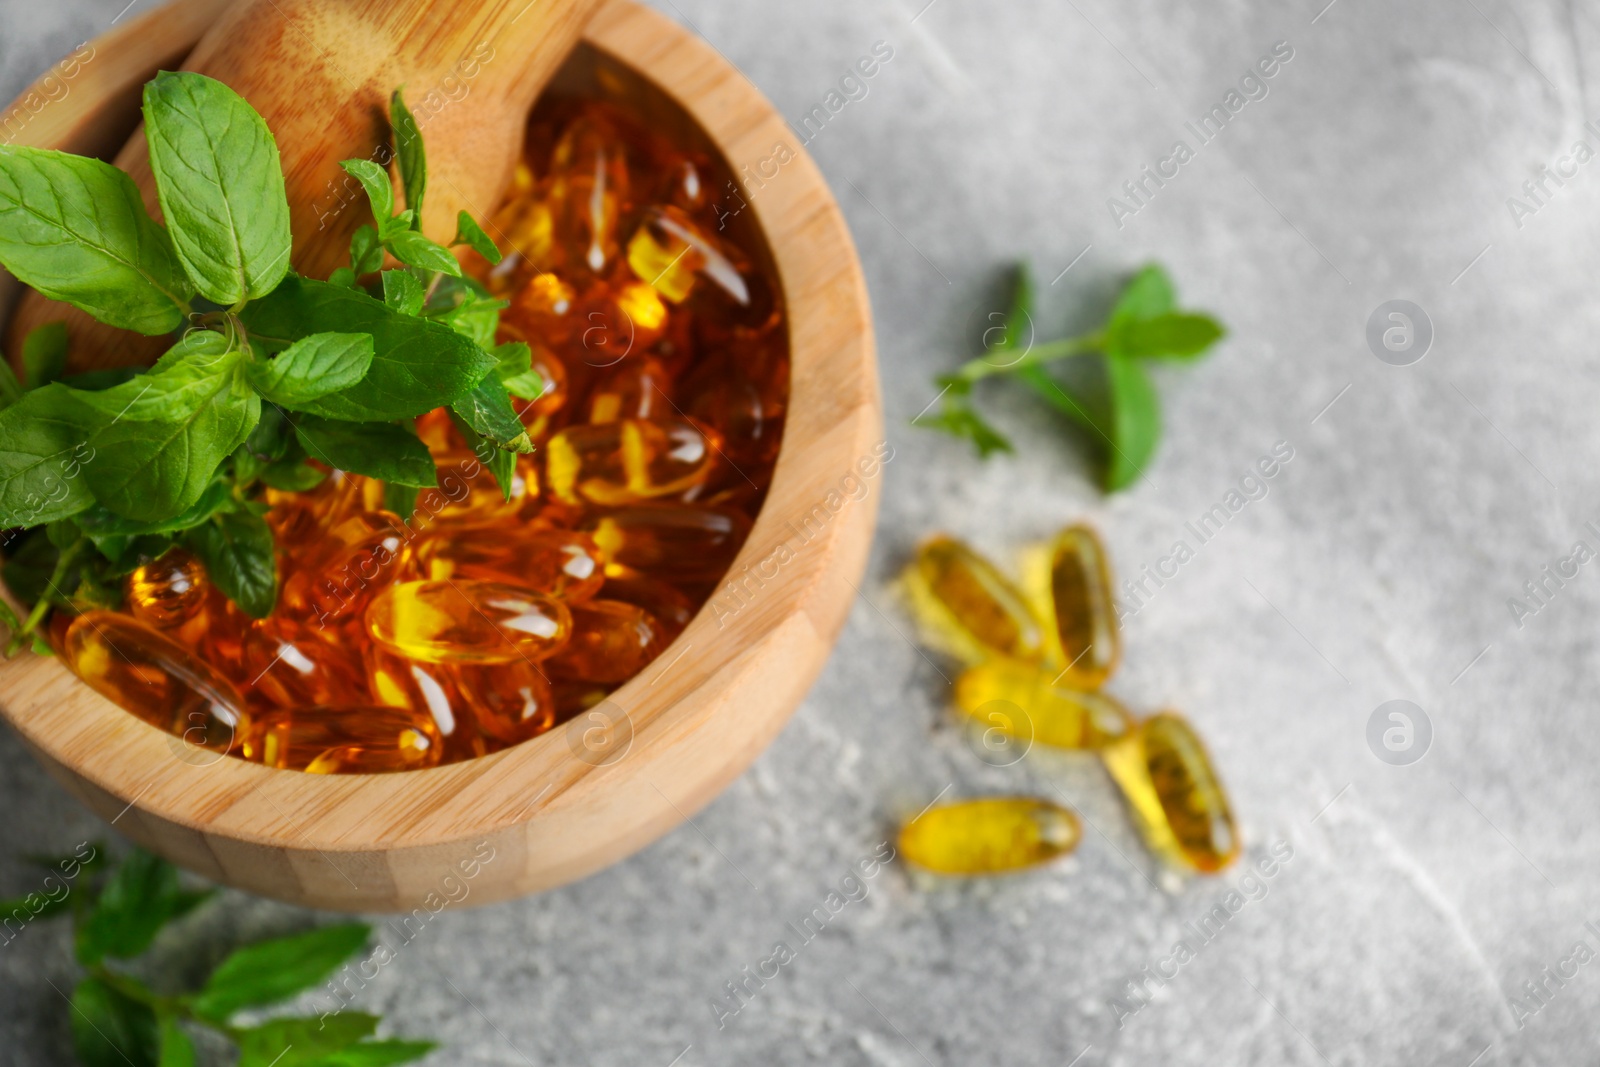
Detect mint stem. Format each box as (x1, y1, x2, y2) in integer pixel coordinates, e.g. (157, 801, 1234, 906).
(953, 330, 1104, 384)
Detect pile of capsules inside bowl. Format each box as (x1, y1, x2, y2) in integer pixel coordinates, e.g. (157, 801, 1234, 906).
(55, 96, 787, 774)
(895, 527, 1239, 878)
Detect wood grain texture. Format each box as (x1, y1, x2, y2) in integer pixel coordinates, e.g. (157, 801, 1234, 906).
(6, 0, 601, 372)
(0, 0, 881, 912)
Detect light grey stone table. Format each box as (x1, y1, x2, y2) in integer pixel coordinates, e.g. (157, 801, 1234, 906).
(2, 1, 1596, 1063)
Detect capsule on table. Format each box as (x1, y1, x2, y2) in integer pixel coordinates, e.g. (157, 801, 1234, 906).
(407, 528, 605, 601)
(125, 549, 208, 629)
(902, 535, 1044, 665)
(241, 618, 371, 710)
(546, 599, 665, 684)
(448, 658, 557, 745)
(682, 357, 783, 473)
(954, 658, 1133, 750)
(899, 798, 1081, 876)
(245, 704, 442, 773)
(583, 503, 750, 583)
(1100, 712, 1239, 873)
(62, 612, 250, 753)
(1023, 524, 1120, 688)
(366, 579, 572, 665)
(507, 273, 578, 348)
(626, 205, 748, 305)
(545, 418, 718, 506)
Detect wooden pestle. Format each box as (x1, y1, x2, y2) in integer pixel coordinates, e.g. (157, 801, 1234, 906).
(6, 0, 601, 372)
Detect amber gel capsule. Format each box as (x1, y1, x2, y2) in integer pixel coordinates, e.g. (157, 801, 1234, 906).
(899, 798, 1080, 875)
(954, 658, 1133, 749)
(366, 580, 572, 664)
(902, 535, 1044, 664)
(246, 705, 442, 774)
(1100, 712, 1239, 873)
(124, 550, 208, 628)
(1023, 525, 1120, 688)
(63, 612, 250, 753)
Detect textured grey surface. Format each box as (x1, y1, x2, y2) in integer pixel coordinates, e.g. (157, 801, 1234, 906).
(1, 0, 1597, 1063)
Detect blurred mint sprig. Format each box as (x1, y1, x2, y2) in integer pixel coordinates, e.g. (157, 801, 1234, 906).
(5, 845, 434, 1066)
(918, 263, 1225, 491)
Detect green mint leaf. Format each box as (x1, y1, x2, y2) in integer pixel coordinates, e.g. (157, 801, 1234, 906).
(246, 332, 375, 407)
(234, 1014, 379, 1067)
(385, 228, 461, 277)
(450, 372, 531, 453)
(240, 274, 496, 420)
(381, 270, 425, 317)
(74, 848, 196, 963)
(0, 357, 22, 412)
(76, 481, 231, 546)
(350, 225, 384, 276)
(291, 415, 437, 487)
(0, 383, 95, 527)
(61, 366, 140, 391)
(917, 379, 1012, 459)
(157, 1015, 196, 1067)
(1098, 357, 1160, 490)
(1108, 263, 1176, 326)
(328, 266, 357, 288)
(383, 481, 420, 519)
(452, 210, 503, 264)
(22, 321, 69, 389)
(75, 334, 261, 522)
(1015, 364, 1096, 433)
(185, 506, 277, 618)
(2, 528, 58, 603)
(448, 408, 518, 502)
(189, 923, 372, 1023)
(390, 90, 426, 228)
(258, 459, 327, 492)
(71, 977, 159, 1067)
(428, 278, 506, 349)
(340, 158, 395, 226)
(142, 72, 291, 305)
(1104, 311, 1224, 361)
(494, 342, 543, 401)
(0, 888, 73, 923)
(309, 1040, 440, 1067)
(0, 146, 191, 334)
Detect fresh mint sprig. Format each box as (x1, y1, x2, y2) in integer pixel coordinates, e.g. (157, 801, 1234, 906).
(4, 846, 436, 1066)
(920, 263, 1225, 491)
(0, 72, 541, 643)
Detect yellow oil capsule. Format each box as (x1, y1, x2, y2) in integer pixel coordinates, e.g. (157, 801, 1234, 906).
(545, 418, 717, 506)
(246, 704, 442, 773)
(1100, 712, 1239, 873)
(365, 579, 572, 664)
(954, 658, 1133, 749)
(612, 279, 669, 349)
(899, 798, 1081, 876)
(547, 599, 665, 684)
(626, 205, 749, 305)
(124, 549, 208, 628)
(448, 658, 556, 744)
(902, 535, 1043, 664)
(408, 528, 605, 601)
(62, 612, 250, 753)
(1023, 524, 1120, 688)
(584, 503, 750, 583)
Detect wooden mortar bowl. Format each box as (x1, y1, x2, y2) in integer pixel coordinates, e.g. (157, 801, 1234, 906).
(0, 0, 879, 911)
